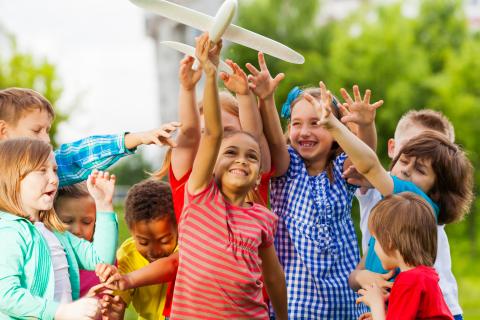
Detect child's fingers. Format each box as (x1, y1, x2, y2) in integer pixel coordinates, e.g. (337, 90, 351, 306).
(370, 100, 384, 110)
(319, 81, 328, 99)
(162, 122, 182, 133)
(245, 62, 260, 76)
(357, 288, 367, 296)
(258, 51, 267, 71)
(363, 89, 371, 104)
(273, 73, 285, 86)
(219, 72, 229, 82)
(103, 171, 110, 181)
(340, 88, 354, 106)
(353, 85, 361, 102)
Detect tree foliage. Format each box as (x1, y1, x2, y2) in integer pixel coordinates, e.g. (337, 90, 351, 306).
(0, 29, 66, 147)
(227, 0, 479, 259)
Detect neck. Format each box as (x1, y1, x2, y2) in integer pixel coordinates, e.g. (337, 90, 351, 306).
(26, 210, 40, 223)
(220, 186, 250, 207)
(306, 156, 328, 176)
(397, 257, 415, 272)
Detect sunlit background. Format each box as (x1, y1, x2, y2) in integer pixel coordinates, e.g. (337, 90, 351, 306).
(1, 0, 480, 318)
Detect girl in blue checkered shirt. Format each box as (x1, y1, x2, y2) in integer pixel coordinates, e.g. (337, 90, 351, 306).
(248, 56, 383, 319)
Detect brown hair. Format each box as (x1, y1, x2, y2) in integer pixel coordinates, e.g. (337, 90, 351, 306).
(0, 88, 55, 125)
(395, 109, 455, 143)
(54, 182, 91, 211)
(390, 131, 474, 224)
(287, 87, 343, 182)
(369, 192, 438, 267)
(0, 138, 66, 231)
(154, 90, 240, 180)
(125, 179, 176, 228)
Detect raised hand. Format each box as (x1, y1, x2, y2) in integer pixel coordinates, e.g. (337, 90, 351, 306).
(87, 170, 115, 212)
(220, 60, 250, 95)
(195, 32, 222, 76)
(339, 85, 383, 127)
(246, 52, 285, 100)
(179, 55, 202, 91)
(304, 81, 335, 128)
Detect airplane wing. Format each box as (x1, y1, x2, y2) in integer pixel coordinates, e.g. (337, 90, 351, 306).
(130, 0, 305, 64)
(161, 41, 234, 75)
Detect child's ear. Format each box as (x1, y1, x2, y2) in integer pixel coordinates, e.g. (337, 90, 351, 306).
(0, 120, 9, 140)
(387, 138, 395, 159)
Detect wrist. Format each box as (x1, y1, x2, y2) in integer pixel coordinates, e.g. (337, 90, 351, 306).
(95, 202, 114, 212)
(124, 132, 141, 150)
(180, 85, 195, 92)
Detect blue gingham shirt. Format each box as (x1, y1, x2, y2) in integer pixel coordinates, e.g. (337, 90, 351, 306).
(270, 146, 365, 319)
(55, 134, 133, 187)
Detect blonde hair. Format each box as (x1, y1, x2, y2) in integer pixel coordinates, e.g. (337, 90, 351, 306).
(0, 138, 66, 232)
(0, 88, 55, 125)
(395, 109, 455, 143)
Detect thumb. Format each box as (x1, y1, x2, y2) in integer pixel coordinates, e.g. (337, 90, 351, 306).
(383, 269, 395, 280)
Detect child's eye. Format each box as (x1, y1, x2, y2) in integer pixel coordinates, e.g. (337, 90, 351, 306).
(291, 122, 300, 127)
(248, 154, 258, 161)
(138, 241, 148, 246)
(160, 237, 173, 245)
(224, 150, 236, 156)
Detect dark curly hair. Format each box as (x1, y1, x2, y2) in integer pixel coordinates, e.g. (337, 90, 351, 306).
(124, 179, 176, 227)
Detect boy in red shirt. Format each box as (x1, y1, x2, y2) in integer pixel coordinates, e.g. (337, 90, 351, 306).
(356, 192, 453, 320)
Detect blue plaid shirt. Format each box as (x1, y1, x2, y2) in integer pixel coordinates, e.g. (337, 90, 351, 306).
(55, 134, 134, 187)
(270, 147, 365, 319)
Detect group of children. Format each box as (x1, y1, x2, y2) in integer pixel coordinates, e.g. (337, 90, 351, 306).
(0, 32, 474, 320)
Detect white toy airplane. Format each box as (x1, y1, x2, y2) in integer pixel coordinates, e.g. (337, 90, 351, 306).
(130, 0, 305, 74)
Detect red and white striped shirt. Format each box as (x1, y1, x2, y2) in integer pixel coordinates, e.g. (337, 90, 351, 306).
(171, 181, 278, 320)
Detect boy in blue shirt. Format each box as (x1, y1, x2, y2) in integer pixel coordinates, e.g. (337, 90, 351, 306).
(0, 87, 180, 185)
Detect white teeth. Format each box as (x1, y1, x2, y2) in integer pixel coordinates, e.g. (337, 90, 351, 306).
(300, 142, 315, 147)
(230, 169, 247, 176)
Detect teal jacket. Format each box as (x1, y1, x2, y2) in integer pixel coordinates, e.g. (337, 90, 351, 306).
(0, 210, 118, 319)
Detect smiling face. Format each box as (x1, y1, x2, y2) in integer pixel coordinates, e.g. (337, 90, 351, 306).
(288, 98, 334, 164)
(2, 108, 52, 143)
(130, 217, 178, 263)
(214, 132, 261, 197)
(391, 154, 436, 195)
(20, 152, 58, 219)
(56, 196, 97, 242)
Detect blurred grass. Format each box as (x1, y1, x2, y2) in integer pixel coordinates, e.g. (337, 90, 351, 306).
(116, 203, 480, 319)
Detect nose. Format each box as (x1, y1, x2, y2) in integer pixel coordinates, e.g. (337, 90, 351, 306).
(299, 124, 310, 137)
(401, 163, 413, 178)
(40, 132, 51, 143)
(235, 156, 247, 165)
(49, 171, 59, 185)
(70, 224, 82, 238)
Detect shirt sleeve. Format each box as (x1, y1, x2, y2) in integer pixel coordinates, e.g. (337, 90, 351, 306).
(67, 211, 119, 269)
(0, 224, 59, 320)
(386, 276, 423, 320)
(55, 134, 135, 187)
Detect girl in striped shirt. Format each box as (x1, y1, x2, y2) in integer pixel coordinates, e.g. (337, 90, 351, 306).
(170, 32, 287, 320)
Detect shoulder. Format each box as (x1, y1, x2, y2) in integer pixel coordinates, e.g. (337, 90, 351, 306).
(395, 266, 435, 290)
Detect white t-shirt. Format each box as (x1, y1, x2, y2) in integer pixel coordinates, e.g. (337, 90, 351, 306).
(35, 222, 73, 303)
(356, 188, 462, 316)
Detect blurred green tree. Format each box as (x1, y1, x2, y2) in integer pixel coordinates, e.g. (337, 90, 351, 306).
(0, 29, 66, 148)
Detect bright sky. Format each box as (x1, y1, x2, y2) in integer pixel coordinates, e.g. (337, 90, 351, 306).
(0, 0, 163, 162)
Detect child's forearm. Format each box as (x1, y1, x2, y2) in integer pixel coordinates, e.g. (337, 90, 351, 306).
(370, 303, 386, 320)
(124, 253, 179, 289)
(259, 96, 289, 176)
(238, 91, 263, 140)
(265, 274, 288, 320)
(356, 122, 377, 151)
(238, 91, 271, 171)
(177, 86, 201, 146)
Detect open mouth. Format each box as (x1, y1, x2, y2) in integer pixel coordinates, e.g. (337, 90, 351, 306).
(299, 141, 317, 148)
(43, 190, 56, 198)
(229, 168, 248, 176)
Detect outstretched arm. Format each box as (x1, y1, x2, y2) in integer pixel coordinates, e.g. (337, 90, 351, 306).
(220, 60, 271, 172)
(247, 52, 289, 177)
(171, 55, 203, 179)
(312, 82, 393, 196)
(188, 33, 223, 195)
